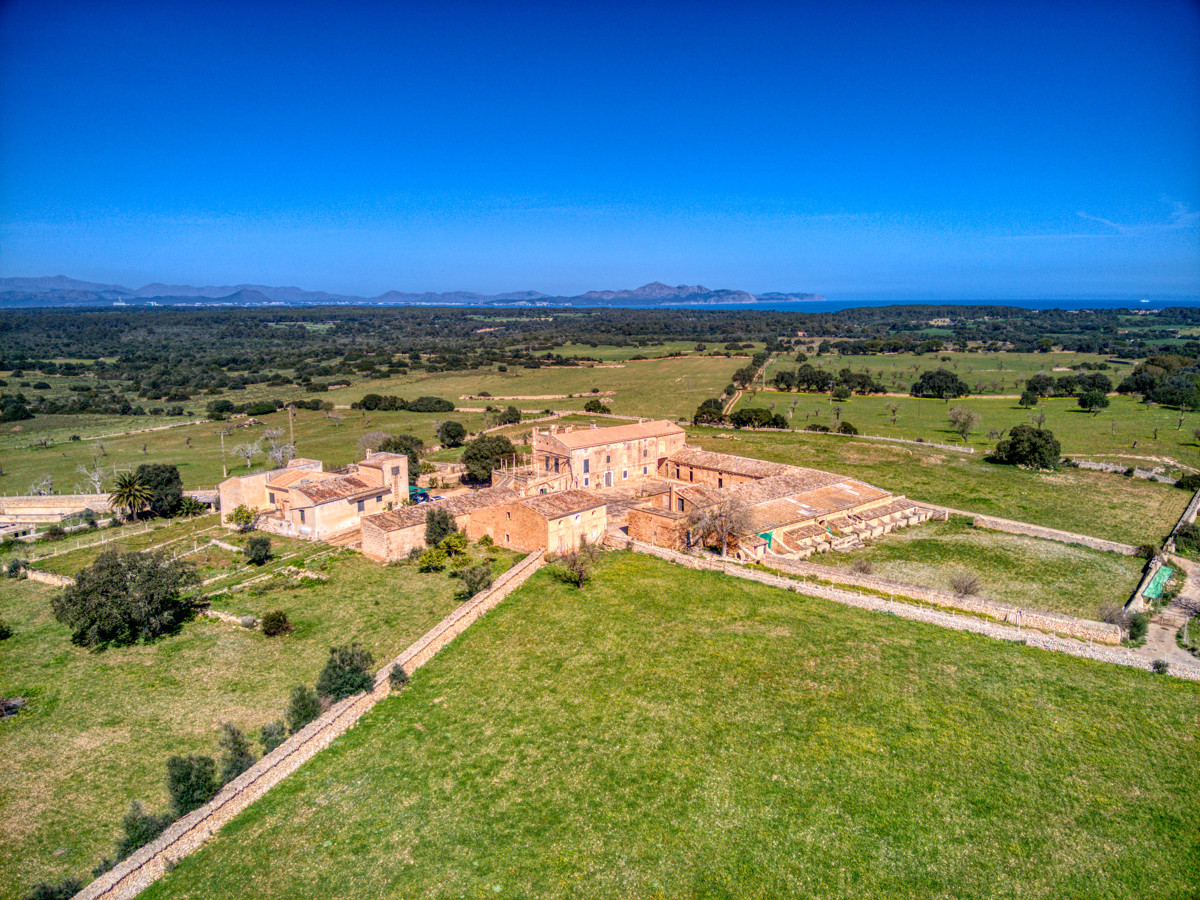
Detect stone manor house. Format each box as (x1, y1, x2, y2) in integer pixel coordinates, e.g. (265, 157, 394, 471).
(219, 420, 928, 562)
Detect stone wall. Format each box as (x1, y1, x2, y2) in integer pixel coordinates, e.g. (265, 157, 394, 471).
(0, 494, 114, 524)
(1073, 460, 1177, 483)
(24, 568, 76, 588)
(1164, 487, 1200, 553)
(73, 549, 547, 900)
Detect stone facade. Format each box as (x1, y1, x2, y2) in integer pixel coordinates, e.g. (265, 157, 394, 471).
(530, 420, 686, 491)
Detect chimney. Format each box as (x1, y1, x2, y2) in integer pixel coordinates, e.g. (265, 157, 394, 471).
(590, 422, 597, 429)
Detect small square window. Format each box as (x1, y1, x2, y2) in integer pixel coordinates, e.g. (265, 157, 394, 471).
(376, 494, 383, 503)
(357, 500, 365, 512)
(391, 466, 400, 477)
(584, 477, 589, 487)
(268, 492, 275, 503)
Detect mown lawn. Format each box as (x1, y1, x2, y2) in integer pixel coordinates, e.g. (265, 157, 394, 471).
(143, 553, 1200, 900)
(820, 517, 1145, 620)
(688, 427, 1191, 546)
(0, 532, 518, 900)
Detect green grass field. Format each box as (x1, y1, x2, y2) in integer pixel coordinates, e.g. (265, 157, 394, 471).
(140, 553, 1200, 900)
(686, 427, 1190, 546)
(734, 390, 1200, 465)
(0, 524, 519, 899)
(821, 518, 1145, 620)
(779, 350, 1124, 395)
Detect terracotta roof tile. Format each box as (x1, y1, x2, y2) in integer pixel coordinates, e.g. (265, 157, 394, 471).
(548, 420, 683, 450)
(519, 490, 605, 519)
(667, 448, 793, 479)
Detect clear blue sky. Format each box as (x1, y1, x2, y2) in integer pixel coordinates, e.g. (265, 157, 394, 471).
(2, 0, 1198, 300)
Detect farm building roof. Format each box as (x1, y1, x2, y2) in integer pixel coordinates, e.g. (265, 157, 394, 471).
(547, 420, 683, 450)
(291, 475, 382, 505)
(518, 490, 605, 519)
(666, 448, 793, 479)
(363, 488, 522, 532)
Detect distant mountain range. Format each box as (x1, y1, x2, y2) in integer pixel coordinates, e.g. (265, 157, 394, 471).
(0, 277, 824, 309)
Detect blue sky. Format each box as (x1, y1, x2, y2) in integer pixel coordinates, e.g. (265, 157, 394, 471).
(1, 0, 1198, 300)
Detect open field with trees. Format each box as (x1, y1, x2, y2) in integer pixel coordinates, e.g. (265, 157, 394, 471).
(140, 553, 1200, 900)
(687, 427, 1190, 546)
(732, 391, 1200, 464)
(820, 517, 1145, 620)
(0, 521, 520, 899)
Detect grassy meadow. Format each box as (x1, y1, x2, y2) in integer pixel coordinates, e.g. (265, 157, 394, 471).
(777, 349, 1124, 395)
(686, 427, 1190, 546)
(820, 517, 1145, 620)
(0, 519, 520, 899)
(734, 390, 1200, 465)
(141, 553, 1200, 900)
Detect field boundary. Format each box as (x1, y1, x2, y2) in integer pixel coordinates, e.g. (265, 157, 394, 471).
(72, 550, 546, 900)
(916, 504, 1139, 555)
(620, 541, 1170, 668)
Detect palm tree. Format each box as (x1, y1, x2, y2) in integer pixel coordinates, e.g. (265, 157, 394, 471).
(109, 472, 152, 520)
(178, 497, 207, 518)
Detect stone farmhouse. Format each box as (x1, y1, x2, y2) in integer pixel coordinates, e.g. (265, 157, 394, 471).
(218, 419, 925, 563)
(218, 451, 408, 541)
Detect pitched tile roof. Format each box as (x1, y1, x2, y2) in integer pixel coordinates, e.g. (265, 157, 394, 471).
(266, 468, 332, 489)
(519, 490, 605, 519)
(291, 475, 382, 504)
(666, 448, 793, 479)
(363, 488, 522, 532)
(548, 420, 683, 450)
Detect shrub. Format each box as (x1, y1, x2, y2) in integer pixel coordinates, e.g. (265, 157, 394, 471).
(285, 685, 322, 734)
(228, 504, 258, 532)
(418, 547, 448, 572)
(1152, 659, 1170, 674)
(1135, 543, 1158, 560)
(437, 420, 467, 447)
(1177, 523, 1200, 552)
(583, 398, 606, 413)
(134, 463, 185, 518)
(836, 421, 858, 435)
(461, 434, 516, 483)
(425, 507, 456, 546)
(457, 563, 494, 599)
(0, 617, 11, 640)
(260, 720, 287, 753)
(849, 558, 873, 575)
(316, 643, 375, 701)
(218, 722, 256, 784)
(1177, 472, 1200, 491)
(21, 877, 83, 900)
(553, 540, 599, 588)
(244, 535, 271, 565)
(115, 801, 173, 860)
(439, 531, 468, 555)
(260, 609, 293, 636)
(477, 534, 494, 548)
(244, 401, 277, 416)
(994, 424, 1060, 470)
(1127, 612, 1150, 642)
(5, 558, 25, 579)
(804, 423, 830, 433)
(389, 665, 409, 691)
(407, 396, 455, 413)
(43, 523, 66, 540)
(1097, 602, 1128, 626)
(53, 549, 198, 647)
(165, 754, 218, 817)
(949, 570, 981, 595)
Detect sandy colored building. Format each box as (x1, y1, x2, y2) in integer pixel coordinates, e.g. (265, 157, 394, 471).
(526, 420, 686, 492)
(218, 451, 407, 540)
(362, 488, 606, 561)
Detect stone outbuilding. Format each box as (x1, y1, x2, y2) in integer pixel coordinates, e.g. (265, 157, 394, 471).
(528, 419, 686, 491)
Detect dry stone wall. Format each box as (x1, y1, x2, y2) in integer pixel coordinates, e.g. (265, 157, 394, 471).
(23, 568, 75, 588)
(914, 503, 1138, 556)
(73, 550, 546, 900)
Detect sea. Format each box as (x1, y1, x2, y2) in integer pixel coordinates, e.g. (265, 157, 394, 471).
(659, 297, 1200, 314)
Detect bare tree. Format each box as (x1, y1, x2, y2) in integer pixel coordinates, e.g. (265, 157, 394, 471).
(1029, 409, 1047, 429)
(357, 431, 393, 455)
(232, 440, 262, 469)
(267, 443, 297, 467)
(29, 474, 53, 495)
(885, 402, 899, 425)
(686, 496, 754, 557)
(948, 406, 981, 444)
(263, 427, 286, 448)
(75, 461, 106, 493)
(325, 411, 344, 427)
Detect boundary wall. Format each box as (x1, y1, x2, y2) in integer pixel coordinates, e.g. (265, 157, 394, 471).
(1164, 487, 1200, 553)
(916, 503, 1139, 556)
(624, 541, 1188, 675)
(23, 569, 75, 588)
(73, 550, 546, 900)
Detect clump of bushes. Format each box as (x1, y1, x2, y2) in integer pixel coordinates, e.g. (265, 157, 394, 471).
(1176, 523, 1200, 553)
(551, 540, 600, 588)
(849, 558, 873, 575)
(1127, 611, 1150, 643)
(0, 617, 12, 640)
(166, 754, 218, 817)
(1135, 543, 1158, 559)
(1176, 472, 1200, 491)
(949, 570, 981, 596)
(285, 685, 322, 734)
(418, 547, 448, 572)
(21, 877, 83, 900)
(315, 643, 375, 701)
(1151, 659, 1169, 674)
(456, 562, 494, 600)
(244, 535, 271, 565)
(389, 665, 409, 691)
(260, 720, 288, 753)
(260, 609, 293, 636)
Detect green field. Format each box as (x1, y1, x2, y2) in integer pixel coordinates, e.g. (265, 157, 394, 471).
(141, 553, 1200, 900)
(0, 522, 520, 899)
(821, 518, 1145, 620)
(734, 390, 1200, 465)
(687, 427, 1190, 546)
(779, 350, 1125, 395)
